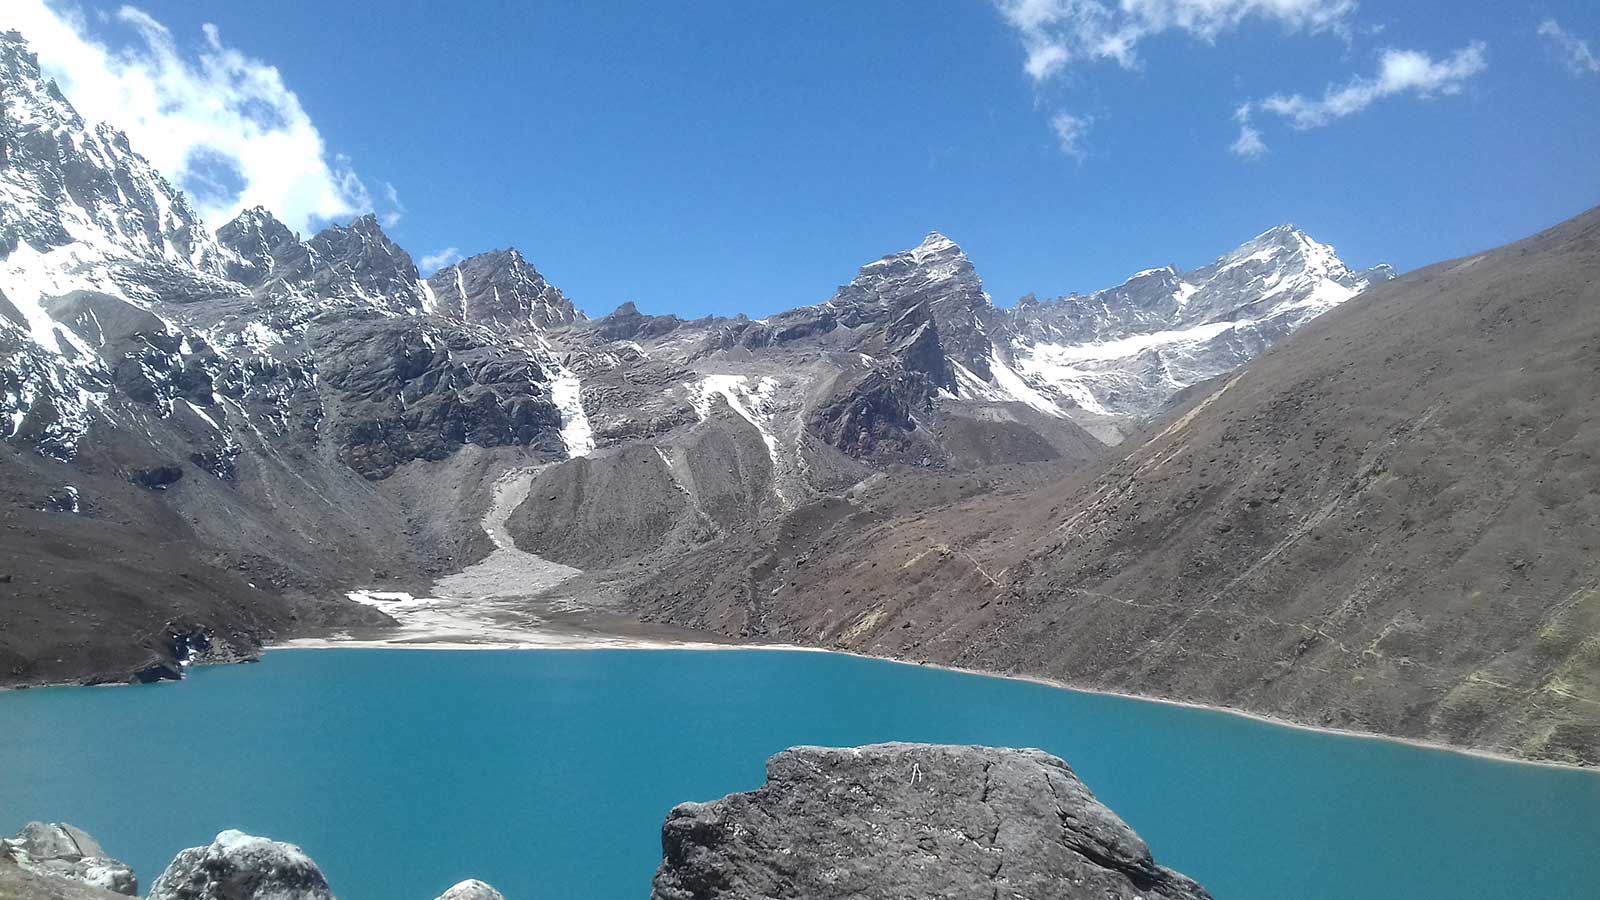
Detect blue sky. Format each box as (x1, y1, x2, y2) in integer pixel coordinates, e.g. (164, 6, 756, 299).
(6, 1, 1600, 319)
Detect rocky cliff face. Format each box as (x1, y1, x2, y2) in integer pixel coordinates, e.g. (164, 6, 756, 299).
(653, 743, 1210, 900)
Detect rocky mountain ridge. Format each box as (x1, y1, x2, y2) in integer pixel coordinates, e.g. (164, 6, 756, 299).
(21, 21, 1592, 775)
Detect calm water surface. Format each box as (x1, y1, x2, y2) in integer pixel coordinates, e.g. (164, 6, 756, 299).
(1, 649, 1597, 900)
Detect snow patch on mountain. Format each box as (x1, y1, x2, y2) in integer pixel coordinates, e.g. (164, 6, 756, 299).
(550, 372, 594, 458)
(690, 374, 783, 463)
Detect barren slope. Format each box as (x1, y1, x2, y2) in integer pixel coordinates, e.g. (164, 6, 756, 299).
(634, 206, 1600, 764)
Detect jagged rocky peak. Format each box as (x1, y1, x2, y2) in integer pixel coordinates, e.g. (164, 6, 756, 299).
(1016, 222, 1393, 346)
(424, 247, 582, 331)
(588, 299, 682, 342)
(216, 209, 423, 312)
(839, 230, 1000, 382)
(0, 30, 224, 270)
(215, 206, 303, 287)
(307, 213, 422, 309)
(854, 230, 980, 293)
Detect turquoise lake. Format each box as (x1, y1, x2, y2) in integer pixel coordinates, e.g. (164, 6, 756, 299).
(2, 649, 1597, 899)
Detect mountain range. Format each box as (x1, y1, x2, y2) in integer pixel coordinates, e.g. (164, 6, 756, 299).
(2, 29, 1594, 765)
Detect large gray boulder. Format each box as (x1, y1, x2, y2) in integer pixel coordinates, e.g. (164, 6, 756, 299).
(0, 822, 137, 895)
(146, 831, 332, 900)
(652, 743, 1211, 900)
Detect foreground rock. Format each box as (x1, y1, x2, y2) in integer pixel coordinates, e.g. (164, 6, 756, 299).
(147, 831, 333, 900)
(652, 743, 1211, 900)
(433, 879, 507, 900)
(1, 823, 512, 900)
(0, 823, 137, 895)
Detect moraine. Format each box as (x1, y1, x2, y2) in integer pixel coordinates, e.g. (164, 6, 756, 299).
(2, 649, 1597, 900)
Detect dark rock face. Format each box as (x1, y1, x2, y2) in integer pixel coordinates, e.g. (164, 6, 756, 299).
(310, 314, 566, 478)
(1, 822, 137, 896)
(808, 367, 933, 462)
(147, 831, 332, 900)
(132, 464, 184, 489)
(652, 743, 1211, 900)
(425, 249, 581, 331)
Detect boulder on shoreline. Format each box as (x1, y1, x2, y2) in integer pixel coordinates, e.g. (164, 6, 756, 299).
(147, 831, 334, 900)
(652, 743, 1212, 900)
(1, 822, 137, 896)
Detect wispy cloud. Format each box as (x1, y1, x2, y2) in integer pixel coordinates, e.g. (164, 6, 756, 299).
(379, 181, 406, 228)
(1, 1, 374, 235)
(419, 247, 462, 272)
(993, 0, 1356, 82)
(1232, 42, 1487, 155)
(1539, 19, 1600, 76)
(993, 0, 1355, 157)
(1050, 112, 1092, 158)
(1229, 104, 1268, 160)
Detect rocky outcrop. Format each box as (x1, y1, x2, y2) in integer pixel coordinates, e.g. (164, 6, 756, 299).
(652, 743, 1211, 900)
(1, 822, 137, 896)
(147, 831, 332, 900)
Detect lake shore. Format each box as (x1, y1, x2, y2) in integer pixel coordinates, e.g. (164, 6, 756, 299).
(267, 621, 1599, 775)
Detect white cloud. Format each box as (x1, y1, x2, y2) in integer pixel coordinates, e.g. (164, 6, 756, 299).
(993, 0, 1355, 81)
(1539, 19, 1600, 76)
(0, 1, 373, 235)
(1230, 122, 1268, 159)
(1049, 112, 1092, 158)
(1249, 42, 1487, 130)
(379, 181, 405, 228)
(419, 247, 462, 272)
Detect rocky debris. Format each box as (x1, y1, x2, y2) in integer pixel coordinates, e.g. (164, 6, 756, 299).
(4, 824, 513, 900)
(1, 822, 137, 895)
(652, 743, 1211, 900)
(147, 831, 333, 900)
(432, 879, 507, 900)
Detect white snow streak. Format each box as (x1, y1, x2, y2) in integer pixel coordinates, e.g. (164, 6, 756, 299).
(690, 374, 783, 463)
(550, 372, 594, 457)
